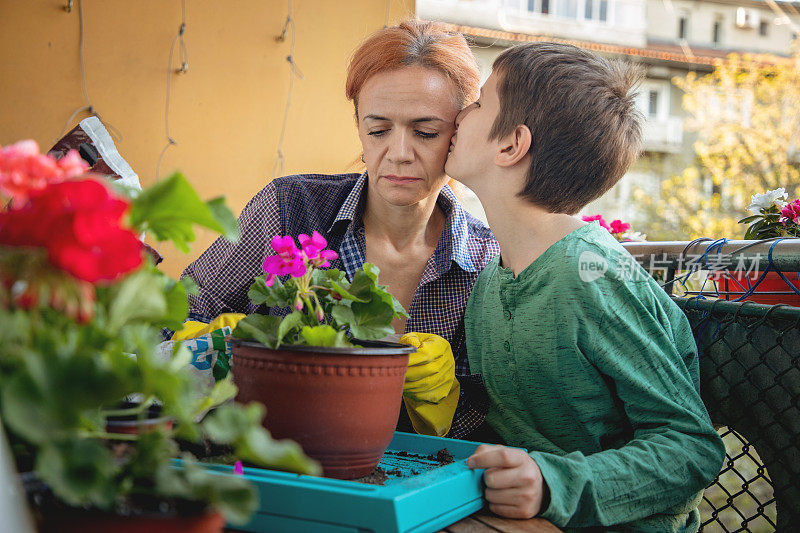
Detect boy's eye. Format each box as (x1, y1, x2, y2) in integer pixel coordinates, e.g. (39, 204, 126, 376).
(415, 131, 439, 139)
(367, 130, 388, 137)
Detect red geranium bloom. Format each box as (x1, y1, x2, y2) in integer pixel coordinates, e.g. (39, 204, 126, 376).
(0, 178, 143, 283)
(0, 140, 89, 202)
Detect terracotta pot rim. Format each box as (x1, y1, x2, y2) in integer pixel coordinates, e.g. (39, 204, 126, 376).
(229, 337, 415, 356)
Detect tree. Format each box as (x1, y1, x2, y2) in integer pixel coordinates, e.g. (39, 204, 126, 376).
(636, 49, 800, 240)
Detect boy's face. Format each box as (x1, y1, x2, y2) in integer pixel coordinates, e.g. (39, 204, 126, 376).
(444, 71, 502, 188)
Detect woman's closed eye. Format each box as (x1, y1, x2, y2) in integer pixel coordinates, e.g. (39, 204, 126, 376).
(367, 129, 439, 139)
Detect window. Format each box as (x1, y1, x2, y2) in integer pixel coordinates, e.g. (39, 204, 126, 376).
(523, 0, 608, 21)
(636, 81, 670, 121)
(678, 16, 688, 40)
(648, 91, 659, 117)
(759, 20, 769, 36)
(598, 0, 607, 22)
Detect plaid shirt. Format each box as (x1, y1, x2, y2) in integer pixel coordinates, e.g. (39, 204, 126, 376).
(182, 173, 500, 439)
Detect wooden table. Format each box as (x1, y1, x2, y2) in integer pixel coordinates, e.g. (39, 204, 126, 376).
(440, 510, 562, 532)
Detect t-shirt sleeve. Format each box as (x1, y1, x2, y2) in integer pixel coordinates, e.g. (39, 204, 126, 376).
(181, 181, 280, 322)
(533, 276, 725, 528)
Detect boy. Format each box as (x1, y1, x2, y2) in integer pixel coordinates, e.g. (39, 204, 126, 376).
(445, 43, 725, 531)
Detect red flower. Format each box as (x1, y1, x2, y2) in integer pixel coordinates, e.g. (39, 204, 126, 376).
(0, 140, 89, 202)
(581, 214, 611, 231)
(609, 219, 631, 235)
(0, 178, 143, 283)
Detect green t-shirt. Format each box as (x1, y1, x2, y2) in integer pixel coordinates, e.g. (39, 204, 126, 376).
(465, 222, 725, 532)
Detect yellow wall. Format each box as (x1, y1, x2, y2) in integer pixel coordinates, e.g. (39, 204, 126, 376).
(0, 0, 414, 277)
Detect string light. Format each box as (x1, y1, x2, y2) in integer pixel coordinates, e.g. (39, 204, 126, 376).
(156, 0, 189, 180)
(272, 0, 304, 178)
(56, 0, 121, 144)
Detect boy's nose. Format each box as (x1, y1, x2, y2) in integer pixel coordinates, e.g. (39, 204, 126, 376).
(455, 107, 468, 128)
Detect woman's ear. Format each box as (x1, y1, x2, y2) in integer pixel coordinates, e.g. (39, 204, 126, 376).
(494, 125, 531, 168)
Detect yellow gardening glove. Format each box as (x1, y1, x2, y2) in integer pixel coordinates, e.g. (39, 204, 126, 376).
(171, 313, 246, 341)
(398, 332, 461, 437)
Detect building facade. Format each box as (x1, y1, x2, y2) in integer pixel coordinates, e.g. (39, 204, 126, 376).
(417, 0, 800, 233)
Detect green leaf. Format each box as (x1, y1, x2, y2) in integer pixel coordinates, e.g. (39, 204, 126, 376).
(192, 375, 238, 420)
(174, 455, 258, 525)
(276, 311, 304, 347)
(107, 269, 167, 332)
(299, 325, 353, 347)
(232, 314, 282, 349)
(247, 275, 294, 308)
(201, 403, 320, 475)
(737, 215, 761, 224)
(206, 196, 240, 243)
(202, 403, 263, 444)
(238, 425, 321, 476)
(346, 295, 395, 340)
(362, 262, 381, 282)
(1, 373, 59, 443)
(129, 172, 238, 252)
(161, 278, 189, 332)
(36, 439, 119, 509)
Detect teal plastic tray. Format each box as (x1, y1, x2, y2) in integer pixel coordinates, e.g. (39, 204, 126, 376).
(202, 431, 487, 532)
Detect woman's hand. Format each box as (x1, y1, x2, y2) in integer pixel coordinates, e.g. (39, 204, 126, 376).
(466, 444, 548, 519)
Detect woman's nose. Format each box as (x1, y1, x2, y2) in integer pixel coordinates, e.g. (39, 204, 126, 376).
(387, 130, 413, 164)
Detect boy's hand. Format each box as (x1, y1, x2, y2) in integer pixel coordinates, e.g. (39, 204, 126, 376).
(466, 444, 548, 519)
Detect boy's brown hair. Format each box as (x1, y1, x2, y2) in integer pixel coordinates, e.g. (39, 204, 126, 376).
(491, 43, 643, 215)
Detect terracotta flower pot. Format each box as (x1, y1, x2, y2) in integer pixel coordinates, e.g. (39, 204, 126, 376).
(717, 271, 800, 307)
(39, 510, 224, 533)
(230, 338, 413, 479)
(105, 401, 174, 435)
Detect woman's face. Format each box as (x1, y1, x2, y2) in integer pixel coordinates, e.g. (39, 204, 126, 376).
(357, 65, 461, 207)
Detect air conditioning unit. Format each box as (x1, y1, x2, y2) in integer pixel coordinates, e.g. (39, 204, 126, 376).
(736, 7, 760, 29)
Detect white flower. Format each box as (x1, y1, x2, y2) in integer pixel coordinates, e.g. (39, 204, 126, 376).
(622, 231, 647, 242)
(748, 188, 788, 214)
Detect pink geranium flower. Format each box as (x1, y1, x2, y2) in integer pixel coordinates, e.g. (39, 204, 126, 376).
(298, 231, 339, 268)
(262, 235, 307, 286)
(780, 200, 800, 226)
(0, 140, 89, 202)
(581, 214, 611, 231)
(609, 219, 631, 235)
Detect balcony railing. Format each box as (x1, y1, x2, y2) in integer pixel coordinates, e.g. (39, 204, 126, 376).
(641, 115, 684, 153)
(623, 239, 800, 530)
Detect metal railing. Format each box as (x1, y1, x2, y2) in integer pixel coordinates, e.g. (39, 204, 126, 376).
(622, 240, 800, 532)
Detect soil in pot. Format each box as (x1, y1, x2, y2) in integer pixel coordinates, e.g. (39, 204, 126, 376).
(230, 338, 413, 479)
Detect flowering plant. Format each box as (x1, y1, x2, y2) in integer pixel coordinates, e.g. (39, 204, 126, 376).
(232, 232, 407, 348)
(581, 214, 645, 242)
(0, 140, 318, 524)
(738, 187, 800, 239)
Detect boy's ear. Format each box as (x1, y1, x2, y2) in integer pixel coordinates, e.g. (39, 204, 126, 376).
(494, 125, 531, 168)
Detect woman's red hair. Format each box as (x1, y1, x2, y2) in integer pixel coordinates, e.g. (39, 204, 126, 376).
(345, 20, 480, 116)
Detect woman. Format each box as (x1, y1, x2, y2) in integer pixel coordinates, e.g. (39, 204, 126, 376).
(182, 20, 499, 439)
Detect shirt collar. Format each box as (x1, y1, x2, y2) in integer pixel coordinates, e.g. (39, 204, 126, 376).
(435, 184, 479, 274)
(327, 172, 479, 274)
(328, 172, 368, 234)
